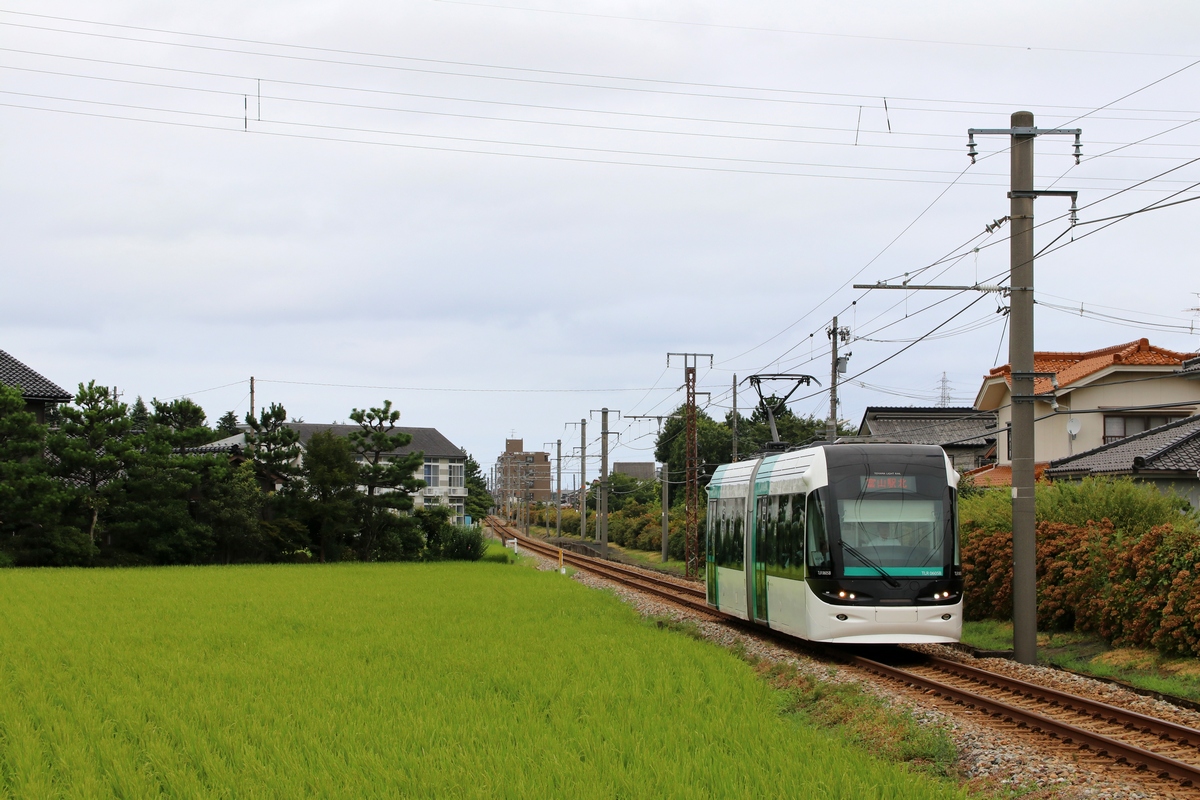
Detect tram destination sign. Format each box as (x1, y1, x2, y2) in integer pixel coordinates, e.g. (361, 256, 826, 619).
(861, 475, 915, 492)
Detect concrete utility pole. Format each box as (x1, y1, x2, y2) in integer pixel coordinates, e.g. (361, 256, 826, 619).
(965, 112, 1081, 666)
(628, 413, 679, 563)
(661, 464, 670, 562)
(732, 374, 739, 462)
(565, 419, 587, 540)
(556, 439, 562, 538)
(668, 353, 713, 578)
(590, 408, 621, 556)
(249, 376, 255, 421)
(827, 318, 850, 442)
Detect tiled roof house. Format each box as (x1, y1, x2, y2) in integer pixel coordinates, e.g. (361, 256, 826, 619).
(1046, 415, 1200, 508)
(0, 349, 72, 423)
(856, 406, 998, 471)
(969, 338, 1200, 485)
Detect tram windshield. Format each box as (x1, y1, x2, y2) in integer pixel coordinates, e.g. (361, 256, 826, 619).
(824, 452, 952, 579)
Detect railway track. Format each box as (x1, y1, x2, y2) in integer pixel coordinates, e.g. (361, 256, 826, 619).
(487, 516, 1200, 791)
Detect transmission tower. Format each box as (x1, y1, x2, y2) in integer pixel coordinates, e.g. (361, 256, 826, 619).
(938, 372, 952, 407)
(668, 352, 712, 578)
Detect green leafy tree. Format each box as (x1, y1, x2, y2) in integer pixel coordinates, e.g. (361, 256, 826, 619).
(215, 410, 240, 437)
(46, 381, 138, 543)
(299, 429, 359, 562)
(348, 401, 424, 560)
(244, 402, 301, 481)
(0, 385, 91, 565)
(152, 397, 215, 448)
(654, 406, 731, 505)
(463, 454, 493, 523)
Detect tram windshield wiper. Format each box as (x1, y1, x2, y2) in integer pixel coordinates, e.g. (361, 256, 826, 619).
(838, 541, 901, 588)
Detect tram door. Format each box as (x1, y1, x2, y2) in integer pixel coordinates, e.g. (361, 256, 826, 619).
(751, 494, 769, 623)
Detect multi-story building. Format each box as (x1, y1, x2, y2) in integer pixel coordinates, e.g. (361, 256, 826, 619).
(494, 439, 552, 504)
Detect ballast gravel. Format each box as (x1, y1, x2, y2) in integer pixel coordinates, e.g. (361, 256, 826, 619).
(500, 536, 1189, 799)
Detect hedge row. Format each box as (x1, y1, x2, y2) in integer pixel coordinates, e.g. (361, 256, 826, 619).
(960, 478, 1200, 657)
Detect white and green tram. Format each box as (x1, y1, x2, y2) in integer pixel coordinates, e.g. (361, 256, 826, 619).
(705, 443, 962, 644)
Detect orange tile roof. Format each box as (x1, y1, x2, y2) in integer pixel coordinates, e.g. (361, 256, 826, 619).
(963, 463, 1049, 487)
(988, 338, 1197, 395)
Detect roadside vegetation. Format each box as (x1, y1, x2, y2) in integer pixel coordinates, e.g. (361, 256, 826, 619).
(0, 559, 974, 799)
(0, 384, 492, 567)
(961, 477, 1200, 658)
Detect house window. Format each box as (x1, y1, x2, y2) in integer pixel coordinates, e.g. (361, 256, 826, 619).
(449, 462, 464, 488)
(1103, 415, 1185, 444)
(424, 459, 440, 487)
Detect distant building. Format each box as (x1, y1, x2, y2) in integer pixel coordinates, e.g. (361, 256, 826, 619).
(613, 461, 657, 481)
(495, 439, 552, 504)
(220, 424, 468, 523)
(855, 407, 997, 472)
(0, 349, 72, 424)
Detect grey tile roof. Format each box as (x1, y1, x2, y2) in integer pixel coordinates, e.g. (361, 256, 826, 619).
(283, 423, 465, 458)
(859, 407, 998, 447)
(0, 350, 72, 402)
(1181, 356, 1200, 378)
(1047, 415, 1200, 476)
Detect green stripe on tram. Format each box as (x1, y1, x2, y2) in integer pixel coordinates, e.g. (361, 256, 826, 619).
(842, 567, 944, 577)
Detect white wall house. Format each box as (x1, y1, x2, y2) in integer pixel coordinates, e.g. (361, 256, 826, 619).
(973, 339, 1200, 477)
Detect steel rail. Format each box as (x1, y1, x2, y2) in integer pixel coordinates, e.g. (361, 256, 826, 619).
(850, 655, 1200, 786)
(922, 655, 1200, 749)
(487, 518, 710, 609)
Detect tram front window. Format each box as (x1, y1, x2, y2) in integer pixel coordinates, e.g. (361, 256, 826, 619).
(838, 499, 943, 577)
(824, 457, 952, 579)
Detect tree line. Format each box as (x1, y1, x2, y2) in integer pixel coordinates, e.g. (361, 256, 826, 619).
(0, 382, 493, 567)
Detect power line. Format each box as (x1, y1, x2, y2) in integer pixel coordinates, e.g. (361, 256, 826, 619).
(8, 10, 1200, 116)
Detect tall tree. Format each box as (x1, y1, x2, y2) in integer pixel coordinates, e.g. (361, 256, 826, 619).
(347, 401, 423, 560)
(244, 402, 301, 482)
(463, 454, 492, 523)
(129, 396, 150, 429)
(46, 381, 138, 543)
(215, 411, 241, 437)
(152, 397, 214, 448)
(299, 429, 359, 562)
(0, 385, 90, 565)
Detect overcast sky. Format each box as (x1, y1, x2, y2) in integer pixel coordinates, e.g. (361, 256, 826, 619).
(3, 1, 1200, 482)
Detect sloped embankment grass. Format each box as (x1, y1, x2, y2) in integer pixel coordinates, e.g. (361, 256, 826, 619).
(0, 561, 967, 798)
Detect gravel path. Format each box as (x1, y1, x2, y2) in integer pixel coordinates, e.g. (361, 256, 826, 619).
(493, 532, 1198, 799)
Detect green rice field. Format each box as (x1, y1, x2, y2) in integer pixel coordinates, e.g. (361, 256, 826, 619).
(0, 554, 969, 798)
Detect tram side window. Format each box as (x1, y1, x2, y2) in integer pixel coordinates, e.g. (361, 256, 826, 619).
(714, 496, 746, 569)
(759, 494, 806, 578)
(707, 500, 718, 564)
(731, 497, 745, 568)
(756, 496, 776, 568)
(806, 492, 832, 575)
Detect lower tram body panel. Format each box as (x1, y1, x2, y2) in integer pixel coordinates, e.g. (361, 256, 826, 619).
(708, 571, 961, 644)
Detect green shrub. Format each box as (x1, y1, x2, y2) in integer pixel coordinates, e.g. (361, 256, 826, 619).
(443, 526, 487, 561)
(1038, 477, 1194, 536)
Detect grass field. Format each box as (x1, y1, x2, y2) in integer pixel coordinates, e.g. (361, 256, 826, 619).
(1, 553, 971, 799)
